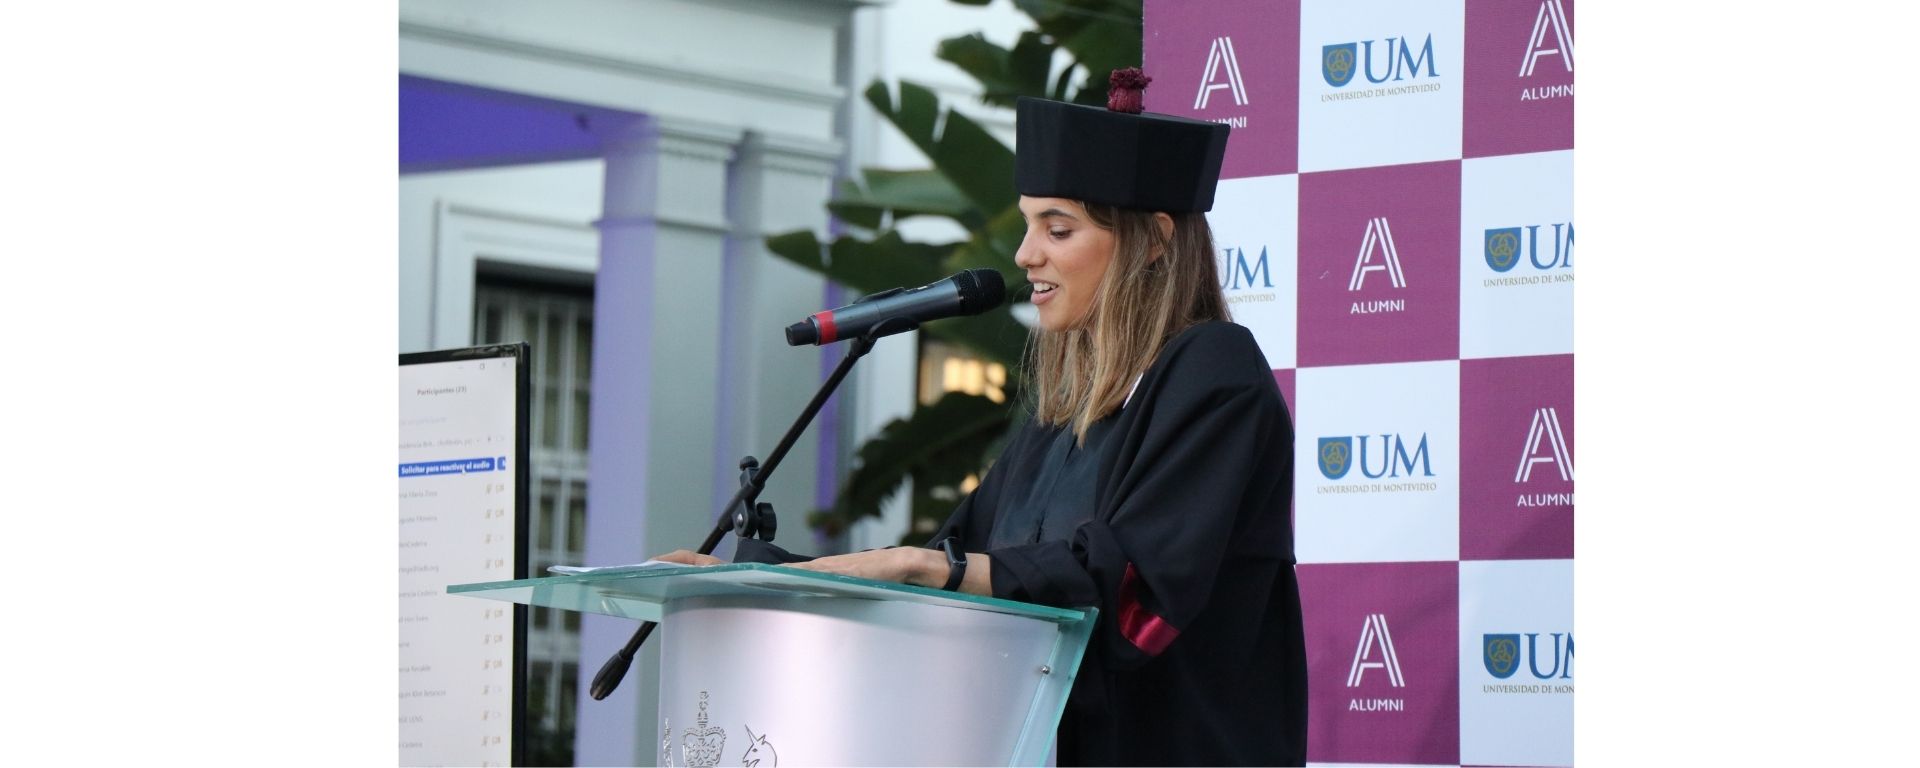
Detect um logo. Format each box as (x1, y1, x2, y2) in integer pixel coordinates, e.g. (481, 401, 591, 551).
(1218, 245, 1273, 290)
(1318, 434, 1435, 480)
(1520, 0, 1575, 77)
(1484, 632, 1574, 680)
(1347, 613, 1405, 687)
(1484, 228, 1521, 272)
(1516, 407, 1574, 483)
(1318, 436, 1352, 479)
(1483, 634, 1520, 679)
(1194, 36, 1249, 109)
(1350, 217, 1407, 291)
(1363, 433, 1433, 479)
(1323, 34, 1438, 88)
(1484, 223, 1574, 273)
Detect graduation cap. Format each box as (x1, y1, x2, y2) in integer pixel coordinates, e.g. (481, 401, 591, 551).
(1015, 68, 1231, 213)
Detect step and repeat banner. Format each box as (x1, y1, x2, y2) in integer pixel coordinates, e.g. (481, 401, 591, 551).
(1146, 1, 1574, 765)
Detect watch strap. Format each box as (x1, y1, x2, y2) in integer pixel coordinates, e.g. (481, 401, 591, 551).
(937, 537, 966, 591)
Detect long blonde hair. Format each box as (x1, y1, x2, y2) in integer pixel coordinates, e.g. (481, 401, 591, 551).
(1026, 203, 1230, 442)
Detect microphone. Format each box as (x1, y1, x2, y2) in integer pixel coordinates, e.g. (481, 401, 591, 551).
(786, 269, 1006, 346)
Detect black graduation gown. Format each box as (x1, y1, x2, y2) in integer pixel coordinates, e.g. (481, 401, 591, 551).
(734, 321, 1306, 765)
(930, 321, 1307, 766)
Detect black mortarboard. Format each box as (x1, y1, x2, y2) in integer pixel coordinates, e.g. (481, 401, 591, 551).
(1015, 69, 1231, 213)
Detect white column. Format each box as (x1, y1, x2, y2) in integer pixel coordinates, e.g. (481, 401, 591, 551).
(843, 4, 923, 551)
(575, 115, 740, 767)
(712, 132, 845, 556)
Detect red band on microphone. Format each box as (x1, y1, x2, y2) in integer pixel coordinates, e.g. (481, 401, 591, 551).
(812, 311, 838, 344)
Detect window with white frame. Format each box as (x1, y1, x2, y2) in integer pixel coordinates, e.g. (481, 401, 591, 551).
(474, 276, 592, 766)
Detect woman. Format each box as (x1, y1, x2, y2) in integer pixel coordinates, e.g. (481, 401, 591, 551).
(667, 70, 1307, 766)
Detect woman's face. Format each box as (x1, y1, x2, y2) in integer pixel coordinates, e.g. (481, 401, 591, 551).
(1015, 196, 1116, 332)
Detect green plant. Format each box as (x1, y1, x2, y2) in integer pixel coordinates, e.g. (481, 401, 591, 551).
(767, 0, 1141, 542)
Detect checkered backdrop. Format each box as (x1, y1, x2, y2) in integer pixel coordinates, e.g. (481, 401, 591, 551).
(1144, 1, 1574, 765)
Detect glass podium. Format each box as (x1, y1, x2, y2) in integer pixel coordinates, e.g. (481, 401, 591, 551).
(452, 563, 1096, 766)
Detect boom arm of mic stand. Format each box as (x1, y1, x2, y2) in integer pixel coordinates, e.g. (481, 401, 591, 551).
(590, 328, 896, 701)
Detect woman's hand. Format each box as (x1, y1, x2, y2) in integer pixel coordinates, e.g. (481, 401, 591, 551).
(653, 549, 724, 566)
(785, 547, 944, 588)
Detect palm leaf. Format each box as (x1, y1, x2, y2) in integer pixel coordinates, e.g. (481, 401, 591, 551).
(936, 31, 1060, 109)
(865, 80, 1016, 216)
(1013, 0, 1142, 105)
(765, 229, 954, 294)
(827, 168, 978, 230)
(808, 391, 1014, 537)
(764, 229, 1030, 366)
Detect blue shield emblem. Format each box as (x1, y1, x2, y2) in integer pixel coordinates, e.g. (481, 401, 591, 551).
(1484, 228, 1521, 273)
(1484, 634, 1521, 679)
(1322, 43, 1357, 87)
(1318, 437, 1353, 479)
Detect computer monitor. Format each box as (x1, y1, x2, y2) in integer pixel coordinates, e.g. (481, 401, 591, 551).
(398, 343, 529, 767)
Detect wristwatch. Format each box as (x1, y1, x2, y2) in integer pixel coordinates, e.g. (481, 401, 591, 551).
(937, 537, 967, 591)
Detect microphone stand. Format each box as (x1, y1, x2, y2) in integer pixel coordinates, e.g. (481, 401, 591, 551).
(589, 322, 905, 700)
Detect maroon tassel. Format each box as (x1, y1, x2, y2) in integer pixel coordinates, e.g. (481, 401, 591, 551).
(1107, 67, 1152, 114)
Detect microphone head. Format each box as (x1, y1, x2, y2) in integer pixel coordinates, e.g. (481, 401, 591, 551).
(784, 320, 817, 346)
(954, 269, 1006, 315)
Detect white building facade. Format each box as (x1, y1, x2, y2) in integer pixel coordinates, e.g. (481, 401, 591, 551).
(397, 0, 1029, 762)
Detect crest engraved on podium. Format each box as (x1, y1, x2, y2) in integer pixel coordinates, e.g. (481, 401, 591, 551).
(660, 718, 674, 767)
(740, 724, 778, 767)
(681, 691, 727, 768)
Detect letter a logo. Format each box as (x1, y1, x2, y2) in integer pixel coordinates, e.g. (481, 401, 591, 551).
(1515, 407, 1574, 482)
(1519, 0, 1575, 76)
(1346, 613, 1406, 688)
(1349, 217, 1407, 291)
(1194, 36, 1250, 109)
